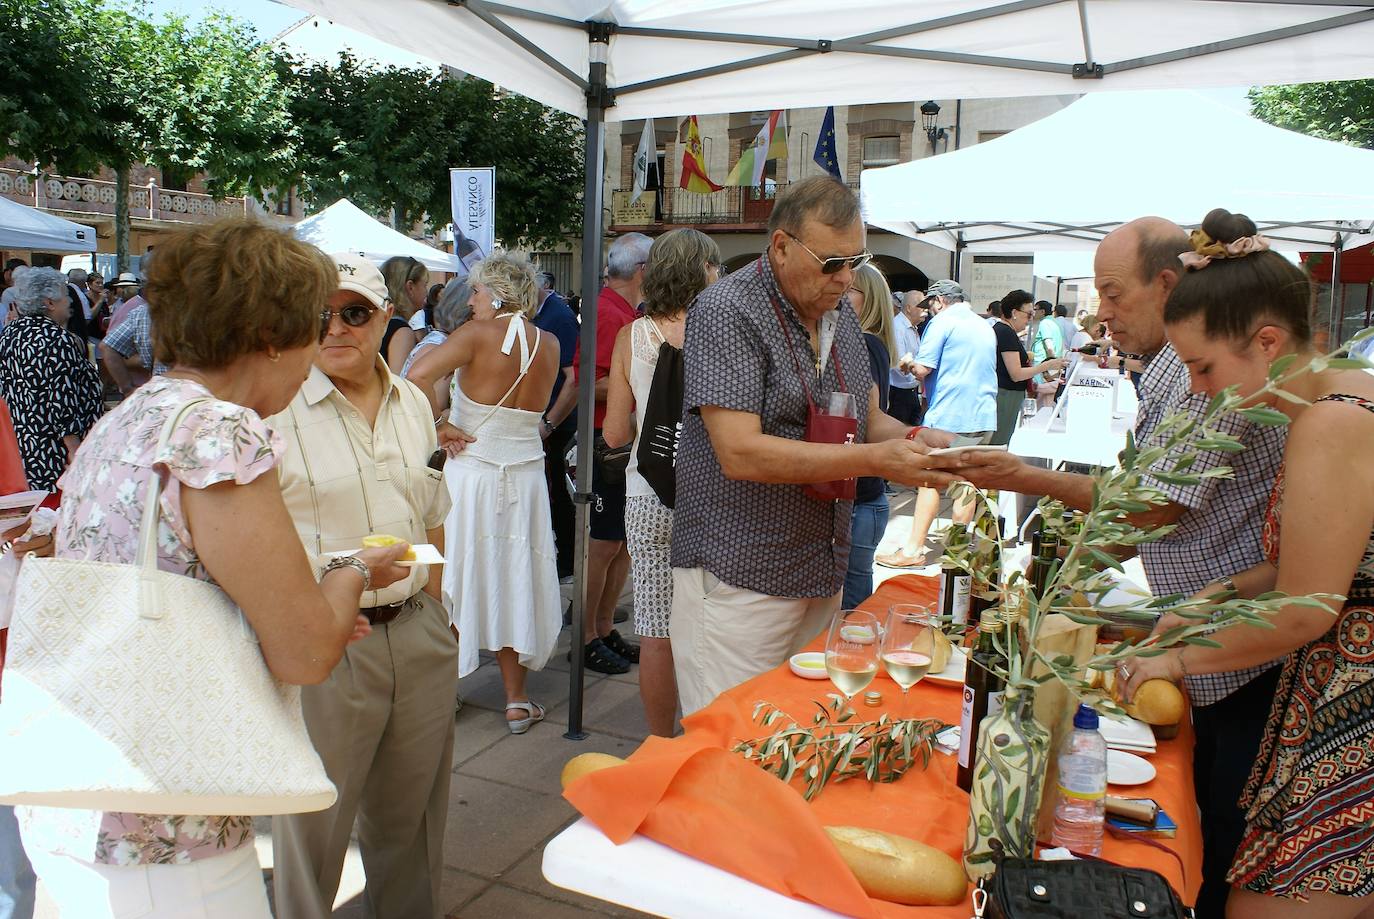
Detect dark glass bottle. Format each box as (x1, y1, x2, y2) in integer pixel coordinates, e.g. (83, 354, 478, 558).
(957, 609, 1008, 792)
(938, 523, 972, 630)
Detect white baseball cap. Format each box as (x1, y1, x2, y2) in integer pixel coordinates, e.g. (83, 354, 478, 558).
(332, 253, 389, 309)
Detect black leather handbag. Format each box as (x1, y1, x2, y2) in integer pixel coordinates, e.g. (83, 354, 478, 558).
(981, 857, 1193, 919)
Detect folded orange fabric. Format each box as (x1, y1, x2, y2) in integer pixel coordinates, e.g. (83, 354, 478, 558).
(566, 575, 1201, 916)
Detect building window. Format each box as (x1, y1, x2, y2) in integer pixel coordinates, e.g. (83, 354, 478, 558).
(275, 188, 295, 216)
(977, 131, 1008, 144)
(862, 135, 900, 168)
(160, 167, 189, 192)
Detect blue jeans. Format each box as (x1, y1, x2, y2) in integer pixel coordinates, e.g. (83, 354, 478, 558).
(0, 805, 35, 919)
(843, 492, 890, 610)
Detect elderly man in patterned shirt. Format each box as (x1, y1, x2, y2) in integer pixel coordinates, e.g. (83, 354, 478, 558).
(956, 216, 1286, 919)
(669, 176, 964, 716)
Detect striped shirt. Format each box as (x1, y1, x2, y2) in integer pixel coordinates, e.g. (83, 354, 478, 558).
(270, 359, 450, 606)
(1135, 343, 1287, 706)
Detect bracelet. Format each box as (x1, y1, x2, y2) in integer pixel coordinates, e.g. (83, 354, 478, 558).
(1216, 574, 1237, 595)
(1177, 647, 1189, 681)
(904, 426, 925, 441)
(435, 414, 448, 428)
(321, 554, 371, 594)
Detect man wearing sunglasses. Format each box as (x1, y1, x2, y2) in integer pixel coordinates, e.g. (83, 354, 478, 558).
(271, 254, 460, 919)
(669, 176, 965, 715)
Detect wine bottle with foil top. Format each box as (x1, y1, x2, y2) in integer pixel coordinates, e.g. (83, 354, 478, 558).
(956, 609, 1008, 792)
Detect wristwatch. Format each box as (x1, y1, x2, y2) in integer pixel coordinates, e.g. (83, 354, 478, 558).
(540, 416, 554, 435)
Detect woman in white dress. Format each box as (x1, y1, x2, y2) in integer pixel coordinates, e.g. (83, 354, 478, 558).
(405, 253, 561, 734)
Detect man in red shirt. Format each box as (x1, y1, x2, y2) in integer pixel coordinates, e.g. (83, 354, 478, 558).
(579, 232, 651, 673)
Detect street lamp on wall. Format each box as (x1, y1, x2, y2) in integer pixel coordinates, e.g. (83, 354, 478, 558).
(920, 100, 947, 152)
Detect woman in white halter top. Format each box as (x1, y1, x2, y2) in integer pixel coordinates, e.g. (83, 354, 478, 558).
(405, 253, 562, 734)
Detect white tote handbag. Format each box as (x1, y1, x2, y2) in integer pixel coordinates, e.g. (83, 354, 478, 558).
(0, 400, 337, 815)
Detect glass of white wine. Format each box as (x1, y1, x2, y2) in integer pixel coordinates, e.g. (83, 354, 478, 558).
(824, 609, 881, 703)
(881, 604, 938, 696)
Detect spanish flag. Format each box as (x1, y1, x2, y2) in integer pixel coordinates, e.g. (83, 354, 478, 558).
(679, 115, 722, 194)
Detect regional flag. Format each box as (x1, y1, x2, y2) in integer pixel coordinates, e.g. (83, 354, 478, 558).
(679, 115, 723, 194)
(813, 105, 841, 178)
(631, 117, 656, 203)
(724, 110, 788, 187)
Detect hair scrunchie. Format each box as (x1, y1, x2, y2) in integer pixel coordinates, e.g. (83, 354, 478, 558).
(1179, 228, 1271, 270)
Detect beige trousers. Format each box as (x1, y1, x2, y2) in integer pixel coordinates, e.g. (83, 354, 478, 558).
(272, 591, 459, 919)
(670, 567, 840, 715)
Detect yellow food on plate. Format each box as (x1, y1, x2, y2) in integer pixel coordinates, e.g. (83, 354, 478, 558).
(559, 752, 626, 790)
(824, 825, 967, 906)
(930, 629, 952, 674)
(362, 534, 415, 561)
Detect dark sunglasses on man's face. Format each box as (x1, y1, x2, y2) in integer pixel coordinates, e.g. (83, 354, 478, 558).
(318, 304, 378, 342)
(784, 231, 873, 275)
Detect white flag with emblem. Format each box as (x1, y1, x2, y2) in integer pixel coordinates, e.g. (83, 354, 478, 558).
(631, 118, 654, 203)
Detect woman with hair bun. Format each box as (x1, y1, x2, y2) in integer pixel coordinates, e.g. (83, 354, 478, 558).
(1122, 208, 1374, 917)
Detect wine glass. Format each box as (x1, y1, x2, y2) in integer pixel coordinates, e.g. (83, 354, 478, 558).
(824, 609, 881, 703)
(882, 604, 938, 696)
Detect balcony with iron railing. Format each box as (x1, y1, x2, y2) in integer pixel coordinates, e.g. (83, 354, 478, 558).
(609, 181, 860, 232)
(0, 166, 280, 227)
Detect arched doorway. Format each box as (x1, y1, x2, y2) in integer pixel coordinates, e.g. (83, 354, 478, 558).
(869, 255, 928, 296)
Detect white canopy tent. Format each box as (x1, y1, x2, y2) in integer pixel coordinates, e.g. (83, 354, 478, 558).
(861, 90, 1374, 254)
(282, 0, 1374, 737)
(292, 198, 462, 273)
(0, 196, 96, 253)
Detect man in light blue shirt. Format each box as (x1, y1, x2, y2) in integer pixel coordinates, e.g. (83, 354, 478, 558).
(877, 279, 997, 569)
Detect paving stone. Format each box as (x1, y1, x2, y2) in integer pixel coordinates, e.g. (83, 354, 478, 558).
(443, 773, 578, 878)
(452, 701, 520, 767)
(546, 673, 650, 742)
(460, 728, 638, 794)
(457, 657, 585, 716)
(453, 882, 631, 919)
(440, 866, 493, 917)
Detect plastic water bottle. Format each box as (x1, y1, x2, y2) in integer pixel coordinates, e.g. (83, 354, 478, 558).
(1051, 703, 1108, 855)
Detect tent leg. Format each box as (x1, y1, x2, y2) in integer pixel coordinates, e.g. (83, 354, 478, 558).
(565, 28, 612, 742)
(1328, 239, 1345, 349)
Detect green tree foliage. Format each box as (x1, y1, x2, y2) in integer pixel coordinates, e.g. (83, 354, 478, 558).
(1249, 80, 1374, 149)
(286, 54, 584, 250)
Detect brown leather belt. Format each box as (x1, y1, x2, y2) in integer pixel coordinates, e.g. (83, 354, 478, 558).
(360, 596, 415, 626)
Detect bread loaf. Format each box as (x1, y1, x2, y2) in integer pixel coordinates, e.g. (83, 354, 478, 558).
(824, 825, 967, 906)
(559, 752, 626, 789)
(1125, 679, 1186, 726)
(930, 629, 952, 673)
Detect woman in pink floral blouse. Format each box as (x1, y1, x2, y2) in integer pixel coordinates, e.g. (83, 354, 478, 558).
(14, 220, 412, 919)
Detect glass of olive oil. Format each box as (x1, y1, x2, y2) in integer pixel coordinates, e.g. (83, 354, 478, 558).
(881, 603, 938, 695)
(824, 609, 881, 702)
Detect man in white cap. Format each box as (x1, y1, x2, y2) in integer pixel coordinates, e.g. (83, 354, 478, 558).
(271, 253, 460, 919)
(104, 272, 145, 332)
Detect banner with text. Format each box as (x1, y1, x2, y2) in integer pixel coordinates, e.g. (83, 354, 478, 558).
(450, 167, 495, 270)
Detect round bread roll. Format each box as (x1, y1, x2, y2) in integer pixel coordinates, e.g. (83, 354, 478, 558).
(930, 630, 952, 674)
(559, 752, 626, 790)
(824, 826, 967, 906)
(1125, 678, 1185, 726)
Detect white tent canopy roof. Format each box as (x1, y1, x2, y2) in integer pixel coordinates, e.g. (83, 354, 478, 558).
(292, 198, 461, 273)
(285, 0, 1374, 121)
(0, 196, 96, 253)
(861, 90, 1374, 252)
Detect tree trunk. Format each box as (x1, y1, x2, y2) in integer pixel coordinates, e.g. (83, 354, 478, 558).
(115, 165, 130, 273)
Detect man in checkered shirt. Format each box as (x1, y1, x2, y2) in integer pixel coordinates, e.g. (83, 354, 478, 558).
(958, 217, 1285, 918)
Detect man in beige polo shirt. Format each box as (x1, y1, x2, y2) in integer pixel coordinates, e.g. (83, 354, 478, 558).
(271, 254, 458, 919)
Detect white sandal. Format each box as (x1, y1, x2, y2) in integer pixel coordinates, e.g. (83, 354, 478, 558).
(505, 700, 546, 735)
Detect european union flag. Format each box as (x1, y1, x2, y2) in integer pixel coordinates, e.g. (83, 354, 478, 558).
(813, 106, 841, 178)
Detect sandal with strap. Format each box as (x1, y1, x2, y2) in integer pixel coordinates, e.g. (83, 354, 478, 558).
(505, 700, 546, 735)
(602, 629, 640, 664)
(580, 637, 630, 674)
(876, 548, 929, 569)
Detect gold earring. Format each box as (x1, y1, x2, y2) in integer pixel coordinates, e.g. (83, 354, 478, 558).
(267, 350, 281, 363)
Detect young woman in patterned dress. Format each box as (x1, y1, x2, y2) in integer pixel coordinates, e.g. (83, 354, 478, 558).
(1122, 208, 1374, 918)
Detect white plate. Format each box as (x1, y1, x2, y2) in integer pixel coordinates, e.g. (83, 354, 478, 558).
(1099, 714, 1157, 755)
(928, 444, 1009, 456)
(788, 651, 829, 680)
(327, 544, 445, 567)
(0, 489, 47, 531)
(1107, 749, 1157, 786)
(925, 646, 968, 687)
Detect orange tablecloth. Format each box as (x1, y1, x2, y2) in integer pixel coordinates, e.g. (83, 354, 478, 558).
(566, 575, 1202, 917)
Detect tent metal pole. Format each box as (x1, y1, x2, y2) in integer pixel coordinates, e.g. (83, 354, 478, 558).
(566, 23, 613, 741)
(1328, 236, 1345, 348)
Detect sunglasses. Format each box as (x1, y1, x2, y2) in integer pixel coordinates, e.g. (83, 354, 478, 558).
(784, 231, 873, 275)
(318, 303, 380, 341)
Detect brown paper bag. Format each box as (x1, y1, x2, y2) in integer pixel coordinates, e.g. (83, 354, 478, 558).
(1024, 612, 1099, 843)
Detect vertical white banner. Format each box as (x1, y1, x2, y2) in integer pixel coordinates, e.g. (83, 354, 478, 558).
(449, 167, 495, 270)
